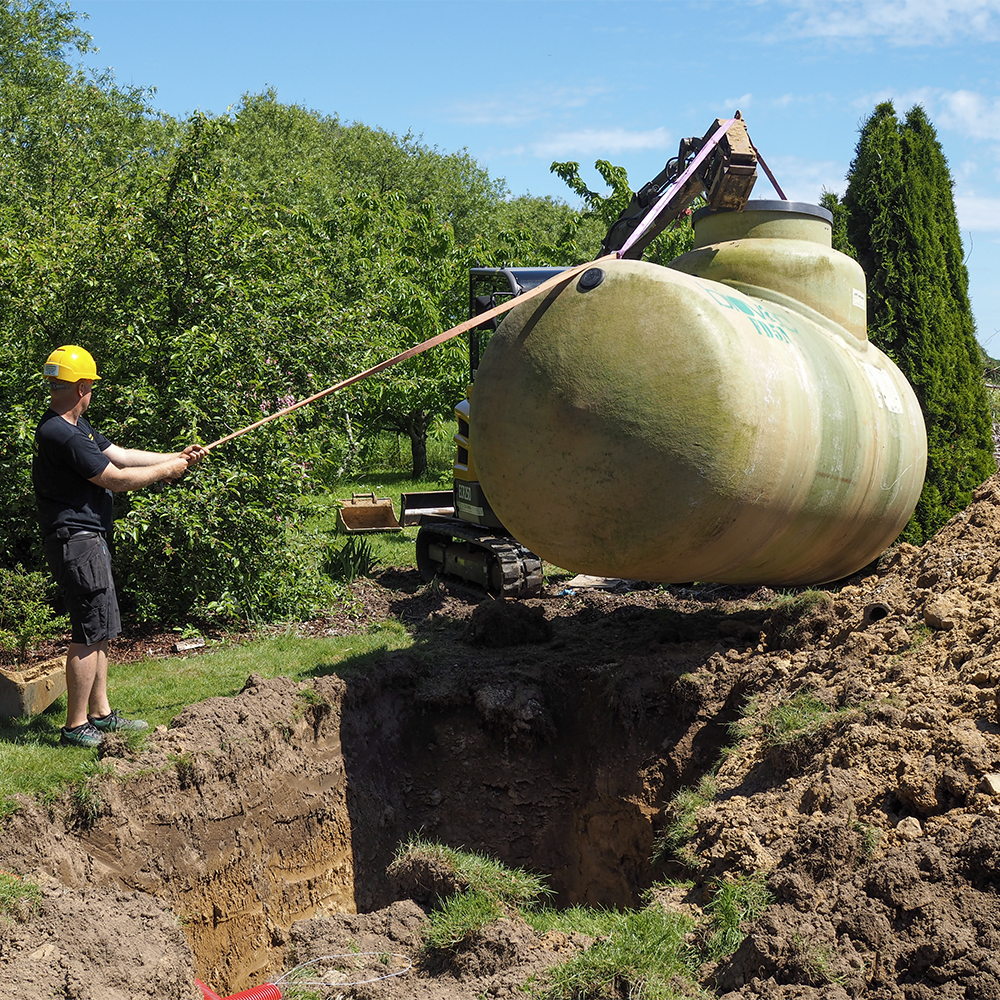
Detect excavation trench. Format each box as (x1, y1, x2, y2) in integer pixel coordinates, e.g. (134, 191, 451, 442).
(12, 518, 1000, 1000)
(27, 641, 740, 996)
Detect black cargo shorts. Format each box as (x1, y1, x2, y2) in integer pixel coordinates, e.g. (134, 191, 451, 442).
(43, 529, 121, 646)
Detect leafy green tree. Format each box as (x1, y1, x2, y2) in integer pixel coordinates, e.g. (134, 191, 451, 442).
(0, 0, 92, 154)
(0, 102, 345, 618)
(0, 1, 171, 235)
(490, 193, 578, 252)
(320, 189, 470, 478)
(0, 2, 181, 573)
(217, 93, 581, 480)
(64, 113, 349, 620)
(841, 101, 995, 543)
(227, 90, 510, 248)
(551, 158, 697, 264)
(326, 119, 507, 248)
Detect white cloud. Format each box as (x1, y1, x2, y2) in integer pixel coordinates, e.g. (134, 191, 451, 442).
(956, 195, 1000, 230)
(778, 0, 1000, 45)
(445, 84, 608, 127)
(848, 86, 1000, 144)
(938, 91, 1000, 140)
(724, 92, 754, 111)
(531, 127, 673, 160)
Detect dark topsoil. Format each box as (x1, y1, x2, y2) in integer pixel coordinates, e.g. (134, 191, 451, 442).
(6, 475, 1000, 1000)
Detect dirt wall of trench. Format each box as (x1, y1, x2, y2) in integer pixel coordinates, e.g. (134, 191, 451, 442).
(1, 641, 737, 995)
(339, 650, 734, 912)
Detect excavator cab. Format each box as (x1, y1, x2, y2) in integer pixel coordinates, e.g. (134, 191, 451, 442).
(407, 268, 564, 598)
(468, 267, 567, 380)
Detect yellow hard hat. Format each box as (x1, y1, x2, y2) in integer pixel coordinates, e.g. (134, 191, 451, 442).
(42, 345, 101, 382)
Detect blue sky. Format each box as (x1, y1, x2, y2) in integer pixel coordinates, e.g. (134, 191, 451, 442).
(76, 0, 1000, 352)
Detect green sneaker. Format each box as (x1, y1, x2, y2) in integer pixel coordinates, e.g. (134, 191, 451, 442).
(88, 710, 149, 734)
(61, 722, 103, 748)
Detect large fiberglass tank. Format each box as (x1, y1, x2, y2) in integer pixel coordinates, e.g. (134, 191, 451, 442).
(469, 200, 927, 585)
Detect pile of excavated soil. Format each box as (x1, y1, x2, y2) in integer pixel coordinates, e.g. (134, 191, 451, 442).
(5, 474, 1000, 999)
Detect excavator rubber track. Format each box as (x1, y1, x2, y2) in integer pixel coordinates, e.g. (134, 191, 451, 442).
(416, 519, 544, 600)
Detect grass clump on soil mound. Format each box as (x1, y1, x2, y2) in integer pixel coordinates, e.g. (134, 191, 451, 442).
(531, 904, 701, 1000)
(653, 775, 719, 870)
(394, 837, 771, 999)
(700, 874, 772, 962)
(0, 870, 40, 922)
(733, 686, 845, 750)
(391, 834, 553, 951)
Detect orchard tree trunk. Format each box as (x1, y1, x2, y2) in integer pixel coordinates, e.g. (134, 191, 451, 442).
(404, 410, 432, 479)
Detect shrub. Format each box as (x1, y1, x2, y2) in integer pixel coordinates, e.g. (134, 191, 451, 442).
(325, 535, 379, 584)
(0, 565, 68, 666)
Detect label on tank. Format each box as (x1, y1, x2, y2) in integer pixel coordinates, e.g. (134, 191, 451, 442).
(861, 362, 904, 414)
(702, 285, 796, 344)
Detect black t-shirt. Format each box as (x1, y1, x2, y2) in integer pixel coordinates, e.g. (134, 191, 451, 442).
(33, 410, 113, 536)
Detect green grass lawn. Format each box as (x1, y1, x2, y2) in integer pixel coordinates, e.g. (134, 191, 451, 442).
(307, 471, 447, 571)
(0, 621, 412, 817)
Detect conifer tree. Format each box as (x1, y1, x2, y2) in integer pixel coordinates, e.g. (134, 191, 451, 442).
(841, 101, 995, 544)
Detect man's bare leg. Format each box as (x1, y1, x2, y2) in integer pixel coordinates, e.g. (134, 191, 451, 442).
(65, 640, 110, 729)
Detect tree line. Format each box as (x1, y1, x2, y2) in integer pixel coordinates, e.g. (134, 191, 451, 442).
(0, 0, 993, 625)
(0, 0, 612, 621)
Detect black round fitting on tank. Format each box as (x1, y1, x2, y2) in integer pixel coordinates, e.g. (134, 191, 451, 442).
(577, 267, 605, 292)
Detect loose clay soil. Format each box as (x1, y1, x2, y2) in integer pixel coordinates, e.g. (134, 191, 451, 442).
(6, 475, 1000, 999)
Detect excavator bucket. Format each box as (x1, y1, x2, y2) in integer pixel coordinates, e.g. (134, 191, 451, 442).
(0, 657, 67, 717)
(335, 493, 402, 533)
(400, 490, 455, 526)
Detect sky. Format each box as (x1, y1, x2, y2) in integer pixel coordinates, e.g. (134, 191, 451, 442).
(75, 0, 1000, 352)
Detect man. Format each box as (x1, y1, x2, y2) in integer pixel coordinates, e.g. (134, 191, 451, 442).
(32, 345, 207, 748)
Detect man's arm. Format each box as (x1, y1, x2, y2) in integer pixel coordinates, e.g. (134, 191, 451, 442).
(103, 443, 199, 468)
(90, 455, 190, 493)
(91, 443, 207, 493)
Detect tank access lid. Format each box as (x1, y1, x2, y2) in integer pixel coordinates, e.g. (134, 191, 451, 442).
(693, 199, 833, 225)
(691, 199, 834, 249)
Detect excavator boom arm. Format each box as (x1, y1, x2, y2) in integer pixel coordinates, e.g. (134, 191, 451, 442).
(601, 114, 757, 260)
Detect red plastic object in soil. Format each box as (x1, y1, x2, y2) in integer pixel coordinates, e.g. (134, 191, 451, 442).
(196, 979, 282, 1000)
